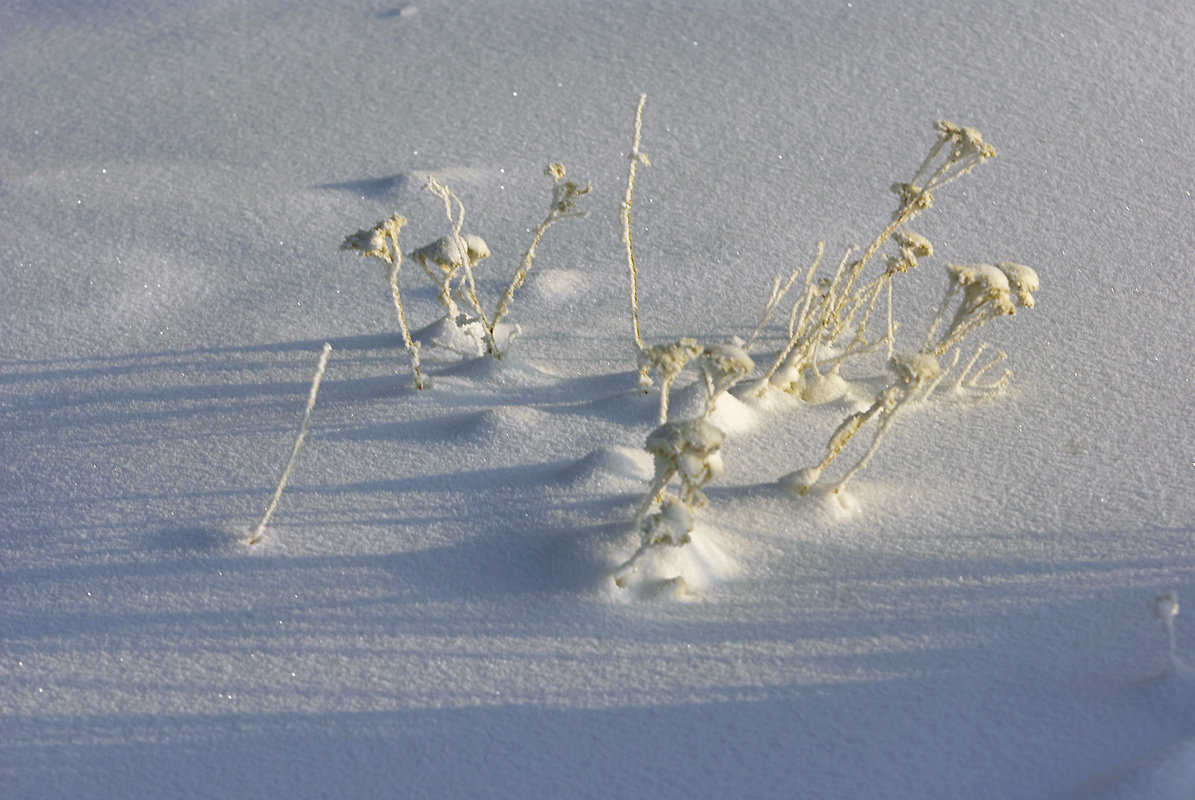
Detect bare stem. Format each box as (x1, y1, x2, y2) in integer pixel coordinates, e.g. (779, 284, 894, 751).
(622, 94, 649, 351)
(426, 177, 497, 353)
(249, 343, 332, 545)
(386, 261, 424, 389)
(747, 241, 823, 350)
(489, 167, 589, 356)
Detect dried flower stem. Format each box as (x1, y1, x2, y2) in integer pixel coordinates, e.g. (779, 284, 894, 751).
(386, 260, 424, 389)
(747, 241, 823, 350)
(488, 164, 590, 356)
(341, 214, 423, 389)
(249, 343, 332, 545)
(425, 177, 497, 352)
(622, 94, 649, 351)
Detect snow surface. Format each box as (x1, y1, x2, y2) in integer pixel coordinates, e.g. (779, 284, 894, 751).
(2, 0, 1194, 797)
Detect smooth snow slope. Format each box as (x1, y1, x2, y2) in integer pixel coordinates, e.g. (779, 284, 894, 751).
(2, 1, 1194, 798)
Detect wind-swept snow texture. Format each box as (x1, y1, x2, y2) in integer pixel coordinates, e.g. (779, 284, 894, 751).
(2, 1, 1194, 798)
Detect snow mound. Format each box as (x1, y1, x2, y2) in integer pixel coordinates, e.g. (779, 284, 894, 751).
(610, 523, 741, 601)
(707, 389, 758, 435)
(434, 350, 559, 387)
(412, 316, 487, 359)
(800, 371, 851, 404)
(553, 445, 653, 490)
(520, 268, 591, 304)
(467, 405, 557, 442)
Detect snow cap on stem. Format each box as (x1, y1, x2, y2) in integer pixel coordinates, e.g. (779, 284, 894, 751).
(342, 213, 408, 264)
(996, 261, 1039, 309)
(410, 234, 491, 274)
(642, 496, 695, 546)
(645, 417, 726, 510)
(699, 343, 754, 410)
(946, 262, 1016, 317)
(639, 339, 703, 385)
(894, 230, 933, 258)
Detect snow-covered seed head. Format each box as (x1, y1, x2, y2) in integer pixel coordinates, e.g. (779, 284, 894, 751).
(464, 234, 490, 264)
(342, 214, 408, 264)
(642, 496, 694, 546)
(894, 230, 933, 258)
(890, 352, 940, 385)
(891, 182, 933, 211)
(935, 120, 995, 161)
(343, 227, 390, 262)
(946, 263, 1008, 291)
(410, 234, 491, 273)
(996, 261, 1039, 309)
(700, 344, 754, 393)
(783, 465, 823, 495)
(957, 126, 994, 160)
(677, 446, 725, 485)
(646, 418, 725, 462)
(639, 338, 703, 383)
(645, 417, 726, 506)
(947, 263, 1016, 316)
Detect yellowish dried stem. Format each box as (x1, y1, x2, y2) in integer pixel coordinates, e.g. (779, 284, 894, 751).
(425, 177, 497, 353)
(249, 343, 332, 545)
(489, 165, 589, 356)
(386, 260, 423, 390)
(622, 94, 649, 351)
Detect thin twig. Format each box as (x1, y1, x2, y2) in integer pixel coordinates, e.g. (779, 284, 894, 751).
(249, 343, 332, 545)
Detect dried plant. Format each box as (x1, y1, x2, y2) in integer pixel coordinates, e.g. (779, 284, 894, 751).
(615, 417, 726, 586)
(338, 97, 1041, 599)
(342, 215, 424, 389)
(637, 338, 702, 424)
(621, 93, 650, 352)
(788, 258, 1039, 496)
(248, 343, 332, 545)
(487, 163, 591, 357)
(345, 165, 589, 368)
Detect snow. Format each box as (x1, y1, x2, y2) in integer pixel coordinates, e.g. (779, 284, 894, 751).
(2, 0, 1194, 797)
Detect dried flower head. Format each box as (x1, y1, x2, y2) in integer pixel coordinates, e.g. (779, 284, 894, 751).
(947, 263, 1016, 318)
(340, 213, 423, 388)
(410, 234, 491, 274)
(996, 261, 1039, 309)
(894, 230, 933, 258)
(958, 126, 996, 161)
(891, 182, 934, 212)
(933, 119, 962, 138)
(935, 120, 996, 161)
(540, 162, 592, 218)
(645, 417, 726, 510)
(638, 338, 704, 422)
(698, 344, 754, 413)
(342, 213, 408, 264)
